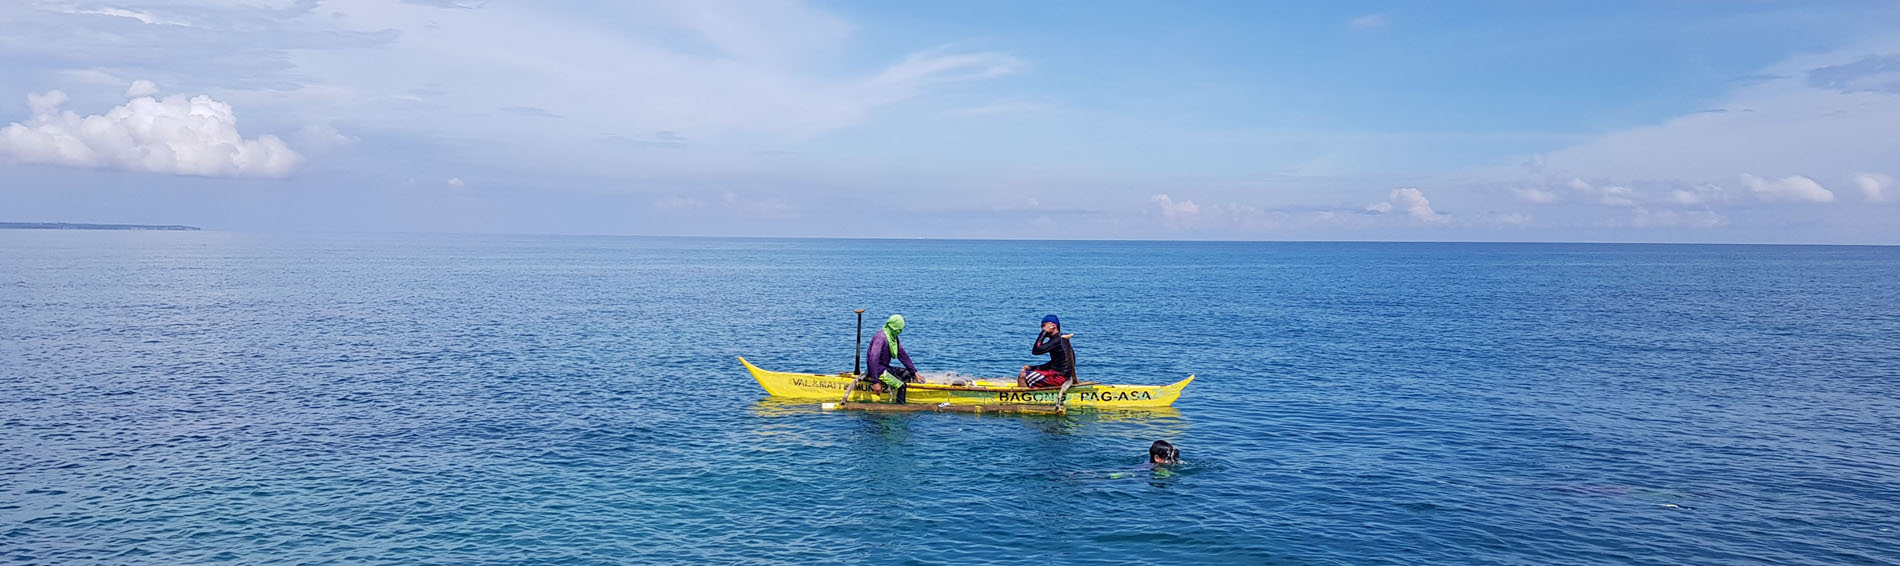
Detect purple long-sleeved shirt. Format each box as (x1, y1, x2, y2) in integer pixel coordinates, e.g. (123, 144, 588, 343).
(864, 331, 916, 380)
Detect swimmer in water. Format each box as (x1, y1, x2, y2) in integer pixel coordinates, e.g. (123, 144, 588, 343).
(1149, 440, 1181, 466)
(1108, 440, 1183, 480)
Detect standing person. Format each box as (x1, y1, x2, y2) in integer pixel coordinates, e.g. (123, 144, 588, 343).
(863, 314, 918, 403)
(1018, 314, 1074, 388)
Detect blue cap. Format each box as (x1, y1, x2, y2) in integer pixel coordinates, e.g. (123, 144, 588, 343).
(1041, 314, 1060, 327)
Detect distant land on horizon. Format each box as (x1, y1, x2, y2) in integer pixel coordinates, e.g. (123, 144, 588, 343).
(0, 222, 201, 231)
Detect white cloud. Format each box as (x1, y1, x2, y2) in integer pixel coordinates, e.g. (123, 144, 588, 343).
(51, 5, 194, 27)
(77, 7, 160, 25)
(1151, 194, 1201, 219)
(1669, 184, 1727, 205)
(1855, 173, 1894, 202)
(1512, 46, 1900, 186)
(1146, 194, 1295, 232)
(1445, 47, 1896, 239)
(294, 123, 355, 150)
(280, 2, 1026, 150)
(125, 79, 159, 98)
(446, 177, 464, 188)
(1368, 188, 1446, 223)
(1542, 177, 1734, 208)
(0, 85, 301, 178)
(1599, 185, 1636, 207)
(1741, 174, 1834, 203)
(858, 49, 1026, 106)
(1347, 13, 1388, 31)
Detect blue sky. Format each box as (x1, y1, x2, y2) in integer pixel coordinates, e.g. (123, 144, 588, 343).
(2, 1, 1899, 243)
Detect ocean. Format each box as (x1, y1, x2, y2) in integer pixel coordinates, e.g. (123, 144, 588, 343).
(3, 231, 1897, 565)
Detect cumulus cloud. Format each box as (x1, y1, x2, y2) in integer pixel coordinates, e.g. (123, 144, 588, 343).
(1151, 194, 1200, 219)
(0, 84, 300, 178)
(1668, 184, 1727, 206)
(124, 79, 159, 98)
(1855, 173, 1894, 202)
(1741, 174, 1834, 203)
(1599, 185, 1636, 207)
(1516, 177, 1740, 211)
(11, 1, 1026, 170)
(1146, 194, 1290, 232)
(447, 177, 465, 188)
(1368, 188, 1447, 223)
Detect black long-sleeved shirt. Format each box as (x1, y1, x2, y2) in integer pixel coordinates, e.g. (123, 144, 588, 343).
(1029, 332, 1075, 378)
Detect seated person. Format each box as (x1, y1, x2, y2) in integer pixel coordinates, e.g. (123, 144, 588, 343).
(864, 314, 918, 403)
(1017, 314, 1074, 388)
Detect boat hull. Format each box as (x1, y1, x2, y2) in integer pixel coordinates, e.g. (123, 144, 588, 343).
(738, 357, 1192, 408)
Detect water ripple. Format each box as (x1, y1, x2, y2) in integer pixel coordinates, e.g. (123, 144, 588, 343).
(3, 233, 1898, 564)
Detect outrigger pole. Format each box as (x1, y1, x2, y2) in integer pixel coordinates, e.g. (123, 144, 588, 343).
(824, 402, 1065, 415)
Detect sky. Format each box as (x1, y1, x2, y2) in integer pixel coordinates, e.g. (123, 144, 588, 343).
(2, 0, 1899, 243)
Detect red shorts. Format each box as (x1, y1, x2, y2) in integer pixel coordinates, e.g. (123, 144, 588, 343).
(1024, 369, 1067, 388)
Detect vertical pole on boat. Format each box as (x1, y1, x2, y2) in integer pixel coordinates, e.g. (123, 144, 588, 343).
(839, 309, 867, 407)
(853, 309, 865, 376)
(1056, 334, 1076, 410)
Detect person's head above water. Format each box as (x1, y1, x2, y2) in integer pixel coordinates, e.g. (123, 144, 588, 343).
(1149, 440, 1180, 465)
(1041, 314, 1060, 334)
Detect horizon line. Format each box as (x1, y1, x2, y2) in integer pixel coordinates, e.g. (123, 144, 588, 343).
(11, 222, 1895, 248)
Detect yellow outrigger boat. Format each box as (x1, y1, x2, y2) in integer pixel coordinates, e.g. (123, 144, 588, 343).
(738, 357, 1193, 410)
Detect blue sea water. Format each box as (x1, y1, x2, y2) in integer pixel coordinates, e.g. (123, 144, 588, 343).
(3, 231, 1898, 565)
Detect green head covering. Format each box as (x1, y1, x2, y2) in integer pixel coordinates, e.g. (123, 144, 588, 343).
(882, 314, 905, 358)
